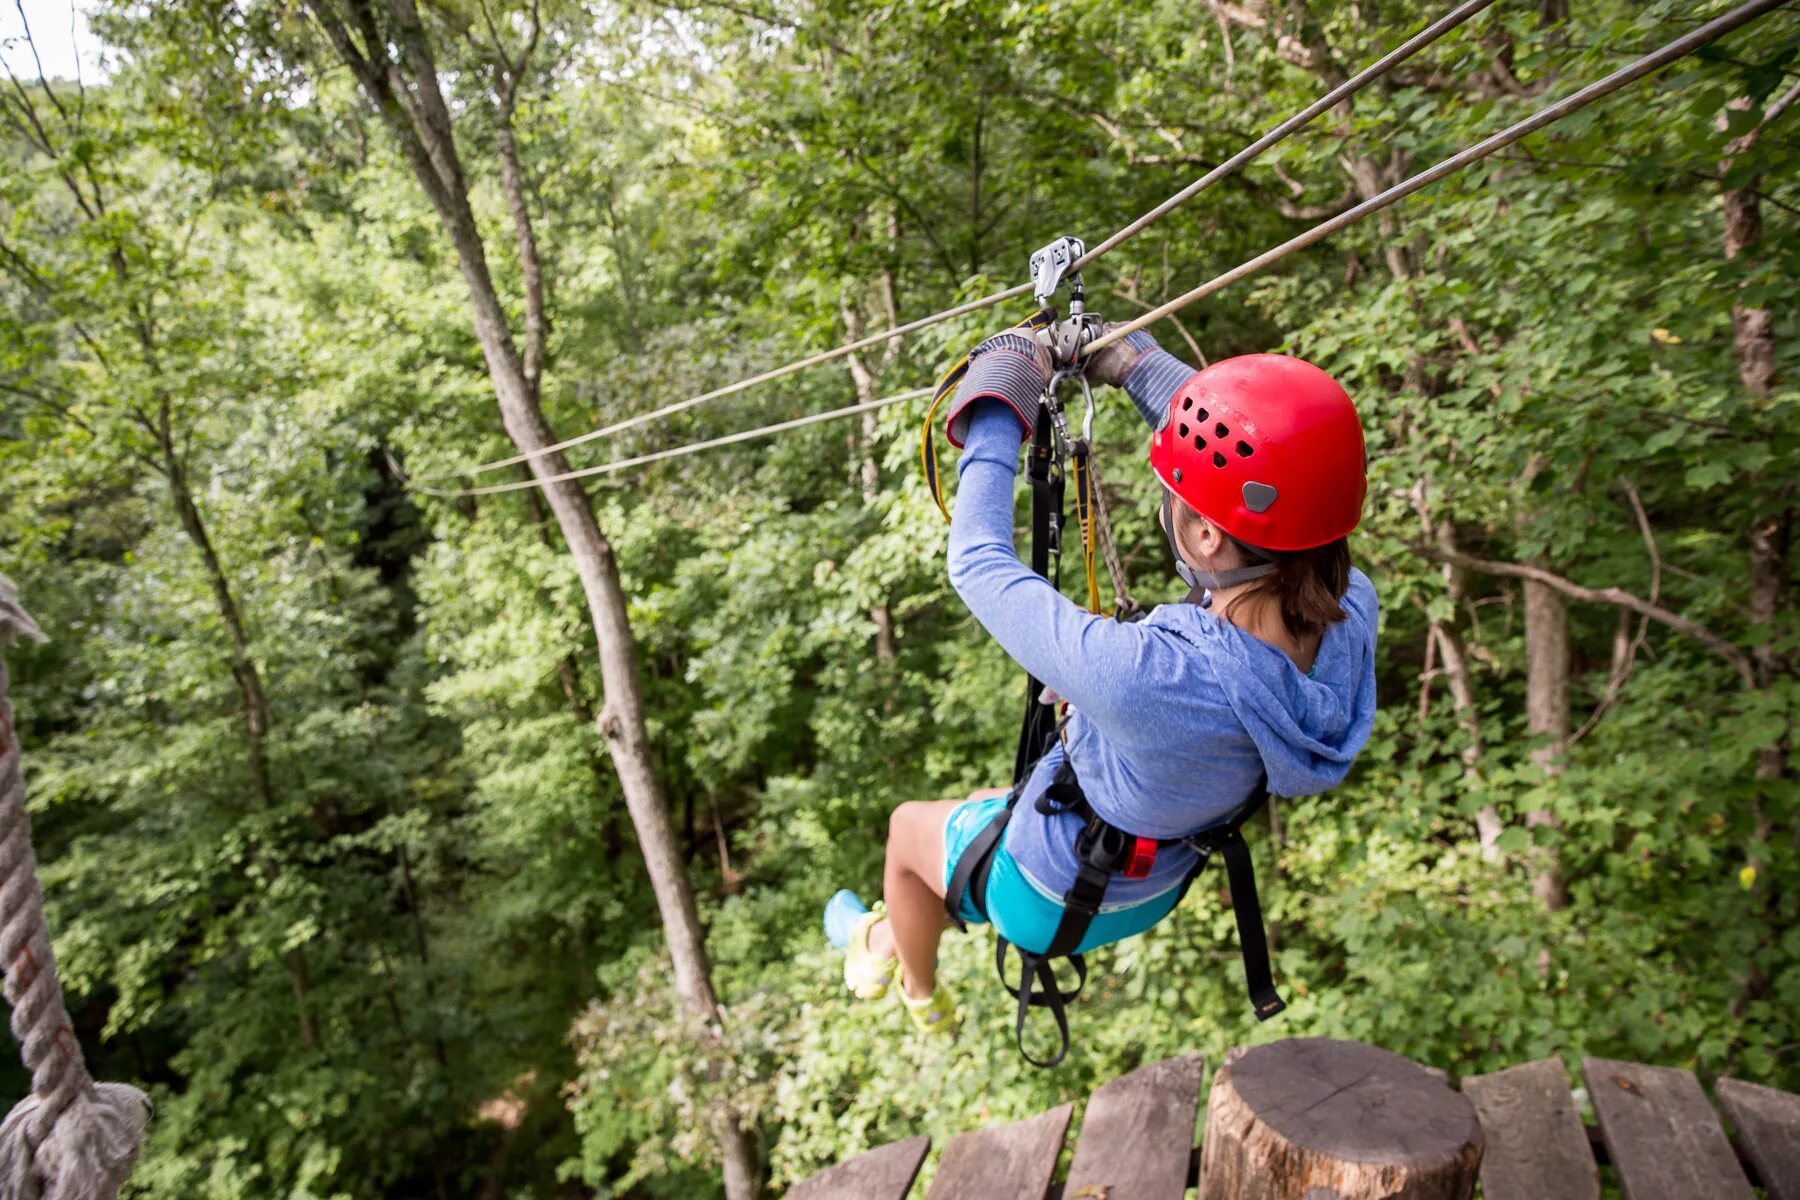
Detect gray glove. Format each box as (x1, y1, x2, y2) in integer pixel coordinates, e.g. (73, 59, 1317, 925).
(1082, 324, 1164, 389)
(944, 330, 1053, 447)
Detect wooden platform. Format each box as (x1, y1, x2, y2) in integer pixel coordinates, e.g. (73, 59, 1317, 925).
(788, 1042, 1799, 1199)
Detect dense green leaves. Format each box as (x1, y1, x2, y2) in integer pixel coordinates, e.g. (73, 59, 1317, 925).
(1, 0, 1796, 1196)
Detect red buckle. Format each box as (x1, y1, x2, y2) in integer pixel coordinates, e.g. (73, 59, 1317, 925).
(1123, 836, 1158, 879)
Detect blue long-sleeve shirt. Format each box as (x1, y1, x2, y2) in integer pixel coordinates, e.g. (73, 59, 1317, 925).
(947, 350, 1378, 905)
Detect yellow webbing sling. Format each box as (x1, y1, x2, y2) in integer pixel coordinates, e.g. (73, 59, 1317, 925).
(919, 307, 1056, 523)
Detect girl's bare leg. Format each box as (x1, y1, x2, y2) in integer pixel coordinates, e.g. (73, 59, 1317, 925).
(869, 788, 1009, 1000)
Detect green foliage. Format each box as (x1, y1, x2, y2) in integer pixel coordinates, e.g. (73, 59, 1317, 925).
(1, 0, 1796, 1196)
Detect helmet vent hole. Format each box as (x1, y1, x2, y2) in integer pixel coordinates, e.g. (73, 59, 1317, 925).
(1178, 423, 1189, 438)
(1236, 441, 1254, 458)
(1195, 407, 1209, 421)
(1182, 397, 1193, 411)
(1215, 422, 1229, 439)
(1193, 435, 1206, 452)
(1212, 451, 1227, 468)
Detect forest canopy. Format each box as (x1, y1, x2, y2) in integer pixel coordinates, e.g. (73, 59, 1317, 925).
(1, 0, 1796, 1196)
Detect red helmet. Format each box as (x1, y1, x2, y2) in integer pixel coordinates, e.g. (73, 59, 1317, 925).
(1148, 354, 1366, 552)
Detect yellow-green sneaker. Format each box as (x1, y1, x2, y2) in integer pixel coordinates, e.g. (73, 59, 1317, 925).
(840, 901, 896, 1001)
(898, 973, 959, 1036)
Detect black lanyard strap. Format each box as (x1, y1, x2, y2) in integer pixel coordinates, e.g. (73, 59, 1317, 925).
(1013, 405, 1064, 789)
(996, 939, 1088, 1069)
(1206, 823, 1286, 1021)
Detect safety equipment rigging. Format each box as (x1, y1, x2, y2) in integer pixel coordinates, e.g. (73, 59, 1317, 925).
(933, 237, 1282, 1068)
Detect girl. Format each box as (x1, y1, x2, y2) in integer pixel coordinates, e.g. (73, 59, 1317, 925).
(825, 325, 1378, 1036)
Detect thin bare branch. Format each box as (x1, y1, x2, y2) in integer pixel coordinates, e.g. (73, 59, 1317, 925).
(0, 44, 102, 218)
(475, 0, 517, 78)
(496, 114, 546, 394)
(1415, 543, 1755, 688)
(1113, 285, 1209, 367)
(68, 0, 87, 121)
(1, 57, 57, 156)
(1416, 602, 1440, 725)
(1213, 5, 1237, 83)
(1568, 483, 1661, 744)
(12, 2, 71, 125)
(1728, 74, 1800, 157)
(1, 380, 96, 437)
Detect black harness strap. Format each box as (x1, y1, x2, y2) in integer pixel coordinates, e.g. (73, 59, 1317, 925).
(995, 938, 1087, 1068)
(940, 799, 1086, 1069)
(944, 761, 1288, 1067)
(1206, 823, 1286, 1020)
(1013, 405, 1063, 789)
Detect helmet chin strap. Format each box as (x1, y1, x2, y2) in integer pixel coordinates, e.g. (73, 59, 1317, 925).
(1161, 494, 1277, 595)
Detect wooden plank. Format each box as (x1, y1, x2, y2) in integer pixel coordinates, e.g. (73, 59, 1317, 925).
(1462, 1058, 1599, 1200)
(1582, 1057, 1753, 1200)
(924, 1103, 1072, 1200)
(1063, 1054, 1205, 1200)
(1716, 1076, 1800, 1200)
(788, 1134, 931, 1200)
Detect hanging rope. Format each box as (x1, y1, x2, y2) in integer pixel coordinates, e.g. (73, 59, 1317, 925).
(0, 578, 150, 1200)
(423, 0, 1500, 485)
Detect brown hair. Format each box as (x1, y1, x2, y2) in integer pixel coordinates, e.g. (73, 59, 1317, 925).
(1173, 505, 1350, 641)
(1225, 537, 1353, 643)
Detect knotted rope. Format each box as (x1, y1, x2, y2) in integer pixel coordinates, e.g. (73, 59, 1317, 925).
(0, 577, 148, 1200)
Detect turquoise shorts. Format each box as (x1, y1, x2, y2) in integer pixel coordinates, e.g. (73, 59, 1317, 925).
(942, 793, 1183, 956)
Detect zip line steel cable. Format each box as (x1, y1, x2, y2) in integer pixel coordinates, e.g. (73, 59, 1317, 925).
(427, 0, 1787, 500)
(1083, 0, 1794, 358)
(1063, 0, 1498, 271)
(423, 0, 1500, 484)
(411, 387, 933, 497)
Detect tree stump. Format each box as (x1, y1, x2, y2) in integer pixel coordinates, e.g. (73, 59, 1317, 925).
(1200, 1038, 1483, 1200)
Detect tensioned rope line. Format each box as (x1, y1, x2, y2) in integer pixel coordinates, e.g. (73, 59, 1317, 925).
(412, 387, 934, 497)
(424, 0, 1499, 483)
(428, 0, 1788, 499)
(1083, 0, 1793, 356)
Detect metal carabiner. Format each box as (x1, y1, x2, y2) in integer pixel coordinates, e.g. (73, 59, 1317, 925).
(1077, 370, 1096, 445)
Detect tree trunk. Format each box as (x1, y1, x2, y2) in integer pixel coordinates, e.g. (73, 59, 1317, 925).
(1428, 522, 1496, 859)
(1748, 512, 1789, 790)
(286, 947, 319, 1049)
(451, 152, 761, 1200)
(840, 301, 897, 664)
(303, 4, 759, 1188)
(495, 108, 547, 397)
(1523, 577, 1570, 911)
(1720, 89, 1791, 790)
(160, 441, 274, 804)
(159, 429, 317, 1045)
(1200, 1038, 1483, 1200)
(524, 485, 618, 809)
